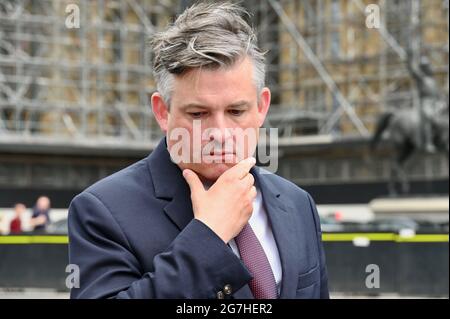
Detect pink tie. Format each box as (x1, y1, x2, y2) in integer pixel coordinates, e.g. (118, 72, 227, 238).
(234, 223, 278, 299)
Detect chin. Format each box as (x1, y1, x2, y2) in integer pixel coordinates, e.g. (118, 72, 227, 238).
(197, 162, 234, 181)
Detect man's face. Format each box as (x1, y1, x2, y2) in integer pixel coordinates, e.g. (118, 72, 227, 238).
(36, 197, 50, 211)
(152, 56, 270, 182)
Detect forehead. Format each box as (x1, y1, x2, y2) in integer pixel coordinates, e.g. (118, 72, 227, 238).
(171, 56, 256, 107)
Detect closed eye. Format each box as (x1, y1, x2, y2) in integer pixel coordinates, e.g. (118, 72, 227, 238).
(228, 109, 245, 116)
(188, 112, 207, 119)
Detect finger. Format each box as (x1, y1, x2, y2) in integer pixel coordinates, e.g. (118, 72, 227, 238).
(226, 157, 256, 180)
(182, 169, 205, 196)
(241, 173, 255, 189)
(249, 186, 257, 199)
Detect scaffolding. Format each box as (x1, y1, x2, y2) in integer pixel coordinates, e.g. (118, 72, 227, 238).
(0, 0, 448, 150)
(262, 0, 449, 137)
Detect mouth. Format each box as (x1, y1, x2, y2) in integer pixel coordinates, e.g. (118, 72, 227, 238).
(202, 151, 236, 163)
(202, 150, 235, 156)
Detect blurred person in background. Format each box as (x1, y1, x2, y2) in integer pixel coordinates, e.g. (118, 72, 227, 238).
(30, 196, 51, 233)
(9, 203, 26, 234)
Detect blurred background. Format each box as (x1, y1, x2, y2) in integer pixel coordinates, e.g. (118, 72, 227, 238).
(0, 0, 448, 298)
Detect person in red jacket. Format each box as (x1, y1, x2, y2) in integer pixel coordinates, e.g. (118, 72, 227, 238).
(10, 203, 26, 234)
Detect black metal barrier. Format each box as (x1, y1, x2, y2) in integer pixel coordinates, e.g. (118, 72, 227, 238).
(0, 236, 69, 291)
(0, 233, 448, 296)
(323, 232, 449, 296)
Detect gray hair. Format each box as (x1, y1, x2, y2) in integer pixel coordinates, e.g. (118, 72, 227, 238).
(150, 1, 266, 106)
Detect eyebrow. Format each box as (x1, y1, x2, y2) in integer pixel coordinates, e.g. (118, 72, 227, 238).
(180, 100, 251, 110)
(228, 100, 251, 108)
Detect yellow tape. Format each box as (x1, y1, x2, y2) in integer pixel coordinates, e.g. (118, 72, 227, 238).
(322, 233, 449, 243)
(395, 234, 449, 243)
(0, 236, 68, 244)
(0, 233, 447, 244)
(322, 233, 395, 241)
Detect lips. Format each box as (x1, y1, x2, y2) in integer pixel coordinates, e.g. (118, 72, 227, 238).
(203, 151, 235, 156)
(212, 152, 234, 156)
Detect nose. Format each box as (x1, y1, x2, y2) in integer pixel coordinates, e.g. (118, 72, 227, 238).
(205, 114, 233, 146)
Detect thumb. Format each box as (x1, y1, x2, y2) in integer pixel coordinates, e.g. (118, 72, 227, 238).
(182, 169, 204, 196)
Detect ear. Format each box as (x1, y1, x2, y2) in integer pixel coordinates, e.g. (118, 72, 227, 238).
(151, 92, 169, 133)
(257, 87, 271, 127)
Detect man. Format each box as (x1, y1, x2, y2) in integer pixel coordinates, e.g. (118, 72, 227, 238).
(31, 196, 51, 233)
(68, 2, 328, 299)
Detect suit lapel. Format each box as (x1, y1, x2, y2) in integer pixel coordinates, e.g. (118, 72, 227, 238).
(163, 183, 194, 231)
(147, 138, 194, 231)
(253, 167, 300, 299)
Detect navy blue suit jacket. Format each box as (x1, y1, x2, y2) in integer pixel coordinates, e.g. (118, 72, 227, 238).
(68, 138, 329, 299)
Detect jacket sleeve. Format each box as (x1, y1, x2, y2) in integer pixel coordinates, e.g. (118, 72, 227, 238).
(306, 192, 330, 299)
(68, 191, 252, 299)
